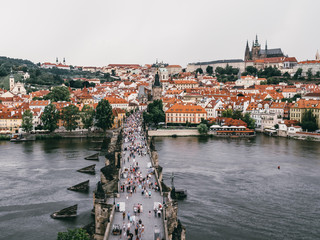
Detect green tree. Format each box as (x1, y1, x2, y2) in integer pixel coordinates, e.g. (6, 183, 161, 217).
(301, 110, 318, 132)
(57, 228, 90, 240)
(232, 110, 243, 120)
(222, 109, 233, 118)
(22, 109, 33, 133)
(95, 99, 114, 132)
(293, 68, 303, 80)
(197, 123, 208, 135)
(143, 100, 165, 126)
(152, 108, 165, 126)
(206, 66, 213, 75)
(243, 112, 255, 129)
(246, 66, 258, 76)
(215, 66, 224, 75)
(283, 72, 290, 79)
(44, 86, 70, 102)
(195, 68, 203, 74)
(81, 105, 95, 130)
(41, 103, 59, 132)
(307, 68, 313, 80)
(61, 105, 80, 131)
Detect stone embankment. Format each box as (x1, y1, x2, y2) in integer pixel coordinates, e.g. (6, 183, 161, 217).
(288, 132, 320, 141)
(148, 129, 199, 137)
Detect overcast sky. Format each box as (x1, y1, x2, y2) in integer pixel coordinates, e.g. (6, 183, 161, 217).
(0, 0, 319, 67)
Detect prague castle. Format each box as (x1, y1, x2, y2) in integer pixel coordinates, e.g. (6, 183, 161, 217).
(245, 35, 285, 61)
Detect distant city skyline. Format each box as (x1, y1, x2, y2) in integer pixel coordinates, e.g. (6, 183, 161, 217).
(0, 0, 319, 67)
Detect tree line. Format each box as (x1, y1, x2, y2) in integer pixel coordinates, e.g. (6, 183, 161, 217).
(195, 64, 320, 84)
(22, 99, 114, 133)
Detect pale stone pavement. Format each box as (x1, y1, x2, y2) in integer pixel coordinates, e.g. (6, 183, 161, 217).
(108, 114, 164, 240)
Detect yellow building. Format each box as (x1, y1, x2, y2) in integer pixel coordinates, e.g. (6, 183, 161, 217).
(112, 108, 126, 129)
(165, 103, 207, 124)
(0, 112, 23, 133)
(290, 99, 320, 127)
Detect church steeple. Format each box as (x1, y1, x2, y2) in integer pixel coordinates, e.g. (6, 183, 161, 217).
(316, 50, 320, 61)
(265, 40, 268, 56)
(245, 40, 250, 61)
(254, 34, 260, 47)
(265, 40, 268, 50)
(9, 69, 15, 91)
(154, 71, 161, 87)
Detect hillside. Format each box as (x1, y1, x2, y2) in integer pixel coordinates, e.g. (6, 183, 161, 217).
(0, 56, 110, 91)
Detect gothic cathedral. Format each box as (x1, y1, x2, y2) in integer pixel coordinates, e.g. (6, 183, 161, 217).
(245, 35, 285, 61)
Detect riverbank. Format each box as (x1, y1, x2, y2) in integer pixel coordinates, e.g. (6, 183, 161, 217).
(0, 129, 115, 141)
(148, 129, 255, 138)
(149, 128, 320, 142)
(148, 129, 200, 137)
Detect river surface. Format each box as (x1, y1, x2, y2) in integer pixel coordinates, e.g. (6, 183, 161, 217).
(0, 138, 106, 240)
(154, 134, 320, 240)
(1, 136, 320, 240)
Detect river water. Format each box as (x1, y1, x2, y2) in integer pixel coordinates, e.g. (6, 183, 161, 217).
(0, 138, 106, 240)
(154, 134, 320, 240)
(1, 136, 319, 240)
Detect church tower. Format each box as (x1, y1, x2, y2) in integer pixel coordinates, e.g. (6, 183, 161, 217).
(316, 50, 320, 61)
(251, 35, 261, 60)
(244, 40, 251, 61)
(9, 71, 15, 91)
(264, 41, 268, 58)
(152, 71, 162, 101)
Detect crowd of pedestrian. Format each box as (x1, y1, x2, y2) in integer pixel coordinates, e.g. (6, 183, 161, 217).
(113, 111, 162, 240)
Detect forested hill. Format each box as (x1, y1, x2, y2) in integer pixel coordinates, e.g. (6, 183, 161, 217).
(0, 56, 113, 91)
(0, 56, 37, 76)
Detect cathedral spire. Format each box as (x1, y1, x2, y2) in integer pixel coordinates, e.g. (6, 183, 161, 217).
(255, 34, 259, 45)
(316, 49, 320, 61)
(245, 40, 250, 61)
(265, 40, 268, 50)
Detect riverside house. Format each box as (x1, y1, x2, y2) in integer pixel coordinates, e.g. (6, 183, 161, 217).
(165, 103, 207, 124)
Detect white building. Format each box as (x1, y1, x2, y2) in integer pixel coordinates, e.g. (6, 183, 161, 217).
(186, 59, 247, 73)
(9, 74, 27, 95)
(235, 75, 266, 88)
